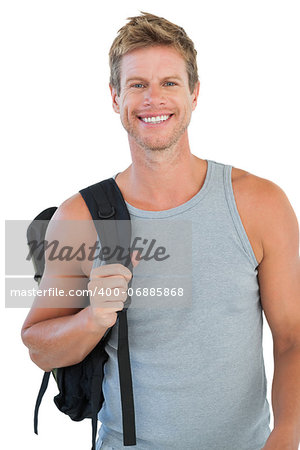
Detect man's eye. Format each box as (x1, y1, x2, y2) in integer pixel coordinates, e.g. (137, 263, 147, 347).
(132, 83, 145, 88)
(164, 82, 176, 86)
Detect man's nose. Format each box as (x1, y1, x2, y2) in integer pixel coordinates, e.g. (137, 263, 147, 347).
(143, 85, 166, 106)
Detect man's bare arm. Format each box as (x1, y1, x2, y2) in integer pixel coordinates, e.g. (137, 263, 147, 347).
(256, 179, 300, 448)
(21, 306, 109, 372)
(21, 193, 132, 372)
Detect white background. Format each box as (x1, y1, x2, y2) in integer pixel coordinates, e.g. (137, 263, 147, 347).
(1, 1, 299, 449)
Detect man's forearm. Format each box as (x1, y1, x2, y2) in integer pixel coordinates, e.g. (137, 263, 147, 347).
(270, 345, 300, 446)
(22, 306, 109, 372)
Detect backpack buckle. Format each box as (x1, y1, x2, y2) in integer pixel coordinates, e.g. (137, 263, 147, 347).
(97, 206, 116, 219)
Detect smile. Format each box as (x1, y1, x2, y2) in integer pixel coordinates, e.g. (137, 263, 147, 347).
(138, 114, 173, 124)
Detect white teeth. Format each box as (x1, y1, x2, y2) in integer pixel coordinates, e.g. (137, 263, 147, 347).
(141, 115, 170, 123)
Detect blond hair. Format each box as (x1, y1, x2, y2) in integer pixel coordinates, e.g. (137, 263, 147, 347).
(109, 12, 199, 96)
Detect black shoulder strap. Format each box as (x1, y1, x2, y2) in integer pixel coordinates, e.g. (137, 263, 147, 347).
(79, 178, 136, 447)
(27, 207, 58, 284)
(34, 371, 51, 434)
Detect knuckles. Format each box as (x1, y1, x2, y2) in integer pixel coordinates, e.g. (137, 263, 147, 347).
(89, 263, 132, 280)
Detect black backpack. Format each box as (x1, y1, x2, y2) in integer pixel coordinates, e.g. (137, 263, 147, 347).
(27, 178, 137, 449)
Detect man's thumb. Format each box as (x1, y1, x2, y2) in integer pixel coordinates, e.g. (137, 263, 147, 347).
(131, 250, 141, 268)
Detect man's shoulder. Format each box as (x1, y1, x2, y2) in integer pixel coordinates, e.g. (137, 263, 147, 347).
(231, 165, 297, 262)
(44, 193, 96, 277)
(231, 165, 289, 211)
(53, 192, 91, 221)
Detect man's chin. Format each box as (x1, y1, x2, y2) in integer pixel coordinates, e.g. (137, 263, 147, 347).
(136, 137, 176, 152)
(126, 126, 185, 152)
(142, 143, 173, 152)
(145, 144, 171, 152)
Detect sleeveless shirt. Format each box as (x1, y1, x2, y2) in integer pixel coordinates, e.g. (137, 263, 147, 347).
(95, 159, 271, 450)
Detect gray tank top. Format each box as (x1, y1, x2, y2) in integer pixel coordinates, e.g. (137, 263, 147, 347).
(95, 159, 271, 450)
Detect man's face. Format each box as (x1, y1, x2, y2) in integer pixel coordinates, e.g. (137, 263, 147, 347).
(110, 45, 200, 152)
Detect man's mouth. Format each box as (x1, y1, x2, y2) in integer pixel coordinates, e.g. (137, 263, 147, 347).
(138, 114, 174, 124)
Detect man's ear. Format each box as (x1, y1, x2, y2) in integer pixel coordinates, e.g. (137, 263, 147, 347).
(191, 80, 200, 111)
(109, 84, 120, 114)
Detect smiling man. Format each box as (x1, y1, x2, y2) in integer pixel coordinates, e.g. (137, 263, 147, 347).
(21, 12, 300, 450)
(112, 44, 196, 154)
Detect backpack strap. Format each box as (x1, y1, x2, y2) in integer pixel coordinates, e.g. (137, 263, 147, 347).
(80, 178, 136, 447)
(27, 207, 58, 283)
(30, 207, 58, 437)
(34, 371, 51, 434)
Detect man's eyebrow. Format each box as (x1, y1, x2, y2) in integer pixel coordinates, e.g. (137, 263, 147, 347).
(125, 75, 183, 85)
(161, 75, 183, 82)
(125, 77, 148, 85)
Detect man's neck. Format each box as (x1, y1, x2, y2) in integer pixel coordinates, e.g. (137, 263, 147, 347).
(115, 154, 207, 211)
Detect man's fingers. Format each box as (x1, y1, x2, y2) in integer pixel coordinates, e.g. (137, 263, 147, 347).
(90, 263, 132, 281)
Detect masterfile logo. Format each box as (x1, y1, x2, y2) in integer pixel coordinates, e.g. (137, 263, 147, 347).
(5, 219, 193, 309)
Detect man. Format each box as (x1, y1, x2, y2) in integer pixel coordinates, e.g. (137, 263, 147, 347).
(21, 12, 300, 450)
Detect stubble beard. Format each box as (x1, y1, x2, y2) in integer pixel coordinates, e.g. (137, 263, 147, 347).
(122, 113, 190, 152)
